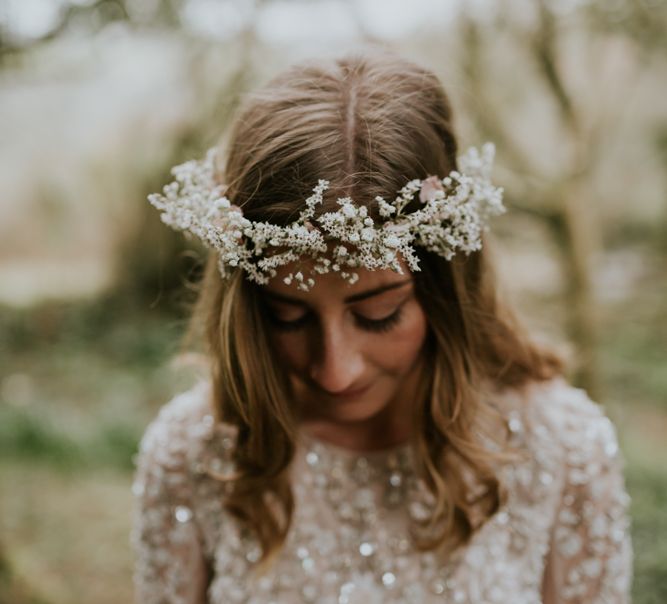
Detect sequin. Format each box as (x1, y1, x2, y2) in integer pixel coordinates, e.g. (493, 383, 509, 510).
(245, 545, 261, 563)
(302, 584, 318, 601)
(382, 572, 396, 587)
(202, 414, 214, 427)
(431, 578, 446, 594)
(508, 415, 523, 433)
(605, 440, 619, 457)
(539, 471, 553, 485)
(174, 505, 192, 523)
(301, 557, 315, 572)
(388, 471, 402, 487)
(132, 378, 632, 604)
(306, 451, 319, 466)
(297, 546, 309, 559)
(496, 510, 509, 525)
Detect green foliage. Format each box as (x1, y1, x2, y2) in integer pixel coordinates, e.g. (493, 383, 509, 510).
(598, 255, 667, 410)
(628, 465, 667, 604)
(0, 407, 83, 467)
(0, 406, 143, 472)
(0, 298, 197, 473)
(0, 544, 51, 604)
(583, 0, 667, 52)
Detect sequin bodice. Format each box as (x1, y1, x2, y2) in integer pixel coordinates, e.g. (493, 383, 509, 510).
(131, 378, 632, 603)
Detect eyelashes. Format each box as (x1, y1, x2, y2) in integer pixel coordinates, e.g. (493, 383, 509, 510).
(354, 307, 403, 333)
(267, 306, 404, 334)
(267, 313, 309, 332)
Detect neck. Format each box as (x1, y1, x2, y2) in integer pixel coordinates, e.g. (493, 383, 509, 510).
(299, 360, 425, 453)
(301, 412, 413, 453)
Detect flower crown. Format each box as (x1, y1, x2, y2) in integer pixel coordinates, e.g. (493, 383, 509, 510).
(148, 143, 505, 290)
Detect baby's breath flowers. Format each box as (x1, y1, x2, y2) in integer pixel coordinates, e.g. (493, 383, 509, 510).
(148, 143, 505, 291)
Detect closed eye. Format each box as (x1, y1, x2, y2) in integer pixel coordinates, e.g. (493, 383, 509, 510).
(266, 306, 404, 334)
(267, 311, 311, 331)
(354, 307, 403, 333)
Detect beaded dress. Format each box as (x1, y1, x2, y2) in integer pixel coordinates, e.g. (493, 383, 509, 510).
(131, 377, 632, 604)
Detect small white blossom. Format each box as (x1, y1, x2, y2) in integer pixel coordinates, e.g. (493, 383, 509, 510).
(361, 228, 374, 242)
(384, 235, 401, 249)
(148, 143, 505, 291)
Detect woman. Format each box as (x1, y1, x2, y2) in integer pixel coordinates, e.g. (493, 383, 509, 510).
(132, 52, 632, 603)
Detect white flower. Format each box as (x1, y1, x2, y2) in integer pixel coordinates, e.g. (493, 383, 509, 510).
(384, 235, 401, 249)
(342, 204, 356, 218)
(360, 228, 374, 242)
(148, 144, 505, 291)
(419, 175, 445, 202)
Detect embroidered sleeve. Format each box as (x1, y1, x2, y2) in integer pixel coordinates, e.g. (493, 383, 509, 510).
(131, 395, 209, 604)
(542, 402, 633, 604)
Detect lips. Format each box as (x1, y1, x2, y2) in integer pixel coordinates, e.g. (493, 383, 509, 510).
(326, 383, 371, 400)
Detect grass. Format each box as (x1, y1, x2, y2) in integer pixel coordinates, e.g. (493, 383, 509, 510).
(628, 464, 667, 604)
(0, 461, 134, 604)
(0, 297, 199, 604)
(0, 298, 200, 468)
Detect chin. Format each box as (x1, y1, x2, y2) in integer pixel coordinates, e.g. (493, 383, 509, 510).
(314, 396, 390, 424)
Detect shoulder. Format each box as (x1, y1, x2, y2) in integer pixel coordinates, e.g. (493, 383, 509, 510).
(135, 380, 240, 490)
(505, 383, 634, 600)
(132, 384, 217, 603)
(492, 376, 621, 461)
(486, 376, 627, 513)
(135, 381, 238, 500)
(524, 378, 618, 461)
(133, 382, 239, 559)
(137, 381, 215, 466)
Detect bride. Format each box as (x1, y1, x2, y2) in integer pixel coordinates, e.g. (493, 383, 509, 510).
(131, 51, 632, 603)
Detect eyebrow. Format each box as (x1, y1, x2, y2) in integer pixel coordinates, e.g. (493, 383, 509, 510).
(263, 279, 412, 306)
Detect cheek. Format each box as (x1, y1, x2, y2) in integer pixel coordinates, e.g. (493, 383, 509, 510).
(270, 333, 310, 372)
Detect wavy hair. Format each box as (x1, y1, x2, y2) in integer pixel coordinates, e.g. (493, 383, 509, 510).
(190, 51, 564, 564)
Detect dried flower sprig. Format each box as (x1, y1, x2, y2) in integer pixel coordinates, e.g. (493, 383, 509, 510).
(148, 143, 505, 290)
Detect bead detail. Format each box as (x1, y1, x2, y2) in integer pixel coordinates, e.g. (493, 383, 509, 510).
(132, 379, 632, 603)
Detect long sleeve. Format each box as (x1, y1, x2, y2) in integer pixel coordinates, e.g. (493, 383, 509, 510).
(131, 395, 209, 604)
(541, 405, 633, 604)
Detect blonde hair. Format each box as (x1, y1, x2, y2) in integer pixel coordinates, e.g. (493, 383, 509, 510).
(191, 51, 564, 563)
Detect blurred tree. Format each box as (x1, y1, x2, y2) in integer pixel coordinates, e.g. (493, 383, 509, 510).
(111, 29, 259, 313)
(0, 0, 183, 55)
(110, 6, 261, 313)
(584, 0, 667, 54)
(655, 125, 667, 253)
(0, 0, 262, 312)
(454, 0, 666, 397)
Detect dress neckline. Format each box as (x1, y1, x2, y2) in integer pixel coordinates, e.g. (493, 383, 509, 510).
(298, 427, 414, 463)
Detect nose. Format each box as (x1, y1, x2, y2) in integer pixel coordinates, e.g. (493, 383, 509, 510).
(308, 324, 366, 394)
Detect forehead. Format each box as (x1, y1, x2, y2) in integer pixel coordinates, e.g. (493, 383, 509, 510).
(263, 260, 413, 303)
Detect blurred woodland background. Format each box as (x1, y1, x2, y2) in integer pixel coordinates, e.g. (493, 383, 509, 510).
(0, 0, 666, 602)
